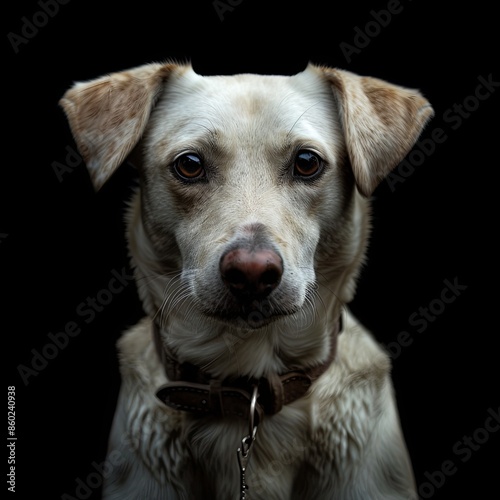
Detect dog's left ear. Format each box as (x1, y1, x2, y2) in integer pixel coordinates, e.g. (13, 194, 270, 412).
(318, 66, 434, 197)
(60, 62, 179, 190)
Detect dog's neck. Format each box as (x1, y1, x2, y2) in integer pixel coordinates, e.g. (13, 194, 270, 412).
(151, 304, 342, 380)
(152, 316, 342, 420)
(153, 315, 342, 383)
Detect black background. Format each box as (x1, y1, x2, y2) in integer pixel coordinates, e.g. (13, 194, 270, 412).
(3, 1, 498, 498)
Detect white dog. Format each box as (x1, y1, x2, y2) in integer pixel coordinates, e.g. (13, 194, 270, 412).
(61, 61, 433, 499)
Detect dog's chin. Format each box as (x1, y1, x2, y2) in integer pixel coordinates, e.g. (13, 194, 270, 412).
(206, 312, 279, 330)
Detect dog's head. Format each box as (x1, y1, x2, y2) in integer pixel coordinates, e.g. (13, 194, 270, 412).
(60, 62, 432, 377)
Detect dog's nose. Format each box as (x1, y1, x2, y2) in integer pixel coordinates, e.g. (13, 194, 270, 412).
(220, 248, 283, 300)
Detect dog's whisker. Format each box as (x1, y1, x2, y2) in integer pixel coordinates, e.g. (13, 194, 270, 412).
(312, 270, 345, 301)
(315, 273, 348, 314)
(167, 282, 190, 307)
(298, 298, 317, 332)
(153, 276, 184, 327)
(137, 271, 183, 305)
(169, 290, 193, 318)
(158, 283, 190, 329)
(286, 100, 323, 138)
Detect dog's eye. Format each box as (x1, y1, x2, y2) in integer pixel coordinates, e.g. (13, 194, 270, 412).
(173, 154, 205, 181)
(293, 150, 323, 179)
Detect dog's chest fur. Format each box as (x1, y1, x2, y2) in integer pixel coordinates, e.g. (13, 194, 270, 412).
(109, 313, 395, 499)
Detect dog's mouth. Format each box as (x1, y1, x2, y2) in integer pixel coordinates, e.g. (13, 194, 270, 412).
(199, 290, 304, 330)
(203, 301, 292, 329)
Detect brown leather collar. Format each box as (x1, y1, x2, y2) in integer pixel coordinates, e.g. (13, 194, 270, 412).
(154, 317, 342, 423)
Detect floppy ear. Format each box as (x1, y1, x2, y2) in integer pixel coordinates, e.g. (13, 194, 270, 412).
(59, 62, 179, 190)
(318, 66, 434, 197)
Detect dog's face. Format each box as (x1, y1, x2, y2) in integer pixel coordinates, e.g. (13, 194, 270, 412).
(60, 63, 432, 376)
(140, 69, 351, 328)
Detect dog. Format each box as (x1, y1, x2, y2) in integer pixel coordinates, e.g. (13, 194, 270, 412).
(60, 61, 433, 499)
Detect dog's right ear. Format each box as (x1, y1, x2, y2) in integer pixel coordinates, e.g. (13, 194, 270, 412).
(59, 62, 179, 190)
(316, 66, 433, 197)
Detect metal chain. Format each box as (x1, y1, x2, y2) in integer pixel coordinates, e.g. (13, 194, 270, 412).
(236, 386, 259, 499)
